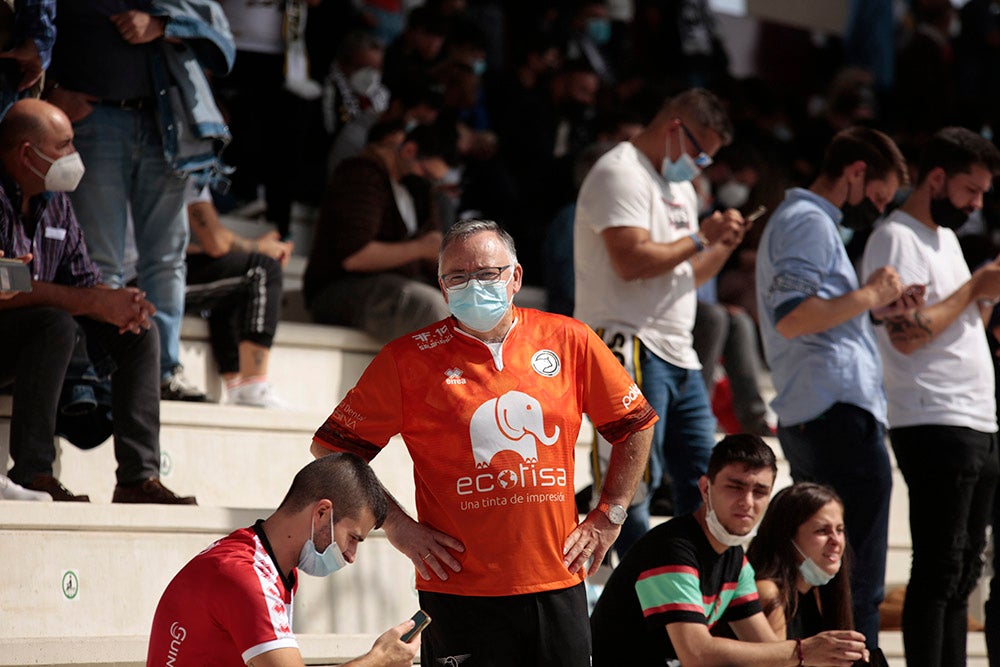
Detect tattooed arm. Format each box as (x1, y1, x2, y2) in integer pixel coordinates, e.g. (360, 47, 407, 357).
(883, 260, 1000, 354)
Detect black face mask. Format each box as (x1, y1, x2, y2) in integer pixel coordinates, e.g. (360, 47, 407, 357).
(840, 196, 882, 230)
(930, 194, 971, 230)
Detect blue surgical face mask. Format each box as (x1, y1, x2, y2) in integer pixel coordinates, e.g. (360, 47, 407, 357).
(586, 17, 612, 45)
(446, 274, 512, 332)
(298, 511, 347, 577)
(471, 59, 487, 77)
(791, 540, 837, 587)
(661, 131, 701, 183)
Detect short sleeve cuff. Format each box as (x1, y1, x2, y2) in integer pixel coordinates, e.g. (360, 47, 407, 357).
(242, 638, 300, 664)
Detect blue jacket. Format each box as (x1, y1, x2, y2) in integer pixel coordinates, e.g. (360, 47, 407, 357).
(149, 0, 235, 183)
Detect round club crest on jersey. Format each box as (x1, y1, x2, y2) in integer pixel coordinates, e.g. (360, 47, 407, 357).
(531, 350, 561, 377)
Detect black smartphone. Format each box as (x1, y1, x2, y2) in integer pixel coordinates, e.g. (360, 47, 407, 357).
(0, 258, 31, 292)
(401, 609, 431, 642)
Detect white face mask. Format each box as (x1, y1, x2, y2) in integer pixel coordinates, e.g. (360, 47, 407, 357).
(28, 145, 85, 192)
(349, 67, 382, 98)
(704, 484, 757, 548)
(791, 540, 837, 587)
(715, 180, 750, 209)
(297, 511, 348, 577)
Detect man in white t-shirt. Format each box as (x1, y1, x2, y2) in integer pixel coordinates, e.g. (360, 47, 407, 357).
(861, 126, 1000, 667)
(574, 88, 750, 554)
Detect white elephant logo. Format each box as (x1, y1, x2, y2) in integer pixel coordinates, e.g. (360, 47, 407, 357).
(469, 390, 560, 469)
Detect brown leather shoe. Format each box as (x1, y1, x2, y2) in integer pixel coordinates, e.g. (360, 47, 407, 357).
(27, 474, 90, 502)
(112, 478, 197, 505)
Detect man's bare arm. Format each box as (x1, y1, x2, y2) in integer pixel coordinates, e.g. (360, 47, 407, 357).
(882, 261, 1000, 355)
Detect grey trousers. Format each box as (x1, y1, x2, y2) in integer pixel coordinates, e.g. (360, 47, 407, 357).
(308, 273, 451, 342)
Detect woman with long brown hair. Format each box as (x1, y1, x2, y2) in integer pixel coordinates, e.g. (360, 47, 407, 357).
(746, 482, 854, 639)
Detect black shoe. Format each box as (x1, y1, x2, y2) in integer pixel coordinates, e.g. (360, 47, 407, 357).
(160, 367, 208, 402)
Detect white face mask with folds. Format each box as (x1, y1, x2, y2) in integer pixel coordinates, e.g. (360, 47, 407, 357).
(28, 145, 86, 192)
(704, 484, 757, 548)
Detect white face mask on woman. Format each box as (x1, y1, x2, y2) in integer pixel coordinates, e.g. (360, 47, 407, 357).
(791, 540, 837, 586)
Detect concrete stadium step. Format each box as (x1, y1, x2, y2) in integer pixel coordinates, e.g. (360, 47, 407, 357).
(0, 503, 418, 643)
(0, 396, 418, 509)
(176, 318, 382, 413)
(0, 631, 988, 667)
(0, 634, 397, 667)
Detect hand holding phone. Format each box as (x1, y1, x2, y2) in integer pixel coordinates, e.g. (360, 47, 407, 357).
(400, 609, 431, 643)
(0, 257, 31, 292)
(745, 205, 767, 225)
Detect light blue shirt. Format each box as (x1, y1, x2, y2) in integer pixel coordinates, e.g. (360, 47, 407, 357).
(755, 188, 886, 427)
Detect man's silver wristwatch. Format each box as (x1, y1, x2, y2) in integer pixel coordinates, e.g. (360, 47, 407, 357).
(598, 501, 628, 525)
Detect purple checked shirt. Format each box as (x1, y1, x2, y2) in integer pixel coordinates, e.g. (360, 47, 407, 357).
(0, 175, 101, 288)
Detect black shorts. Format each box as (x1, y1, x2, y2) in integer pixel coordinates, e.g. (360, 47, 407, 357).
(418, 582, 590, 666)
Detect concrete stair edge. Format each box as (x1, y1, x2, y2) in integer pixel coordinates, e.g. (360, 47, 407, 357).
(0, 633, 388, 667)
(0, 631, 989, 666)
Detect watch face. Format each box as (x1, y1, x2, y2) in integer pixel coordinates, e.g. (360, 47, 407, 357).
(608, 504, 627, 525)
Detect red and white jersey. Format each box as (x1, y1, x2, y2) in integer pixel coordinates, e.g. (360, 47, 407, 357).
(147, 523, 298, 667)
(314, 307, 658, 597)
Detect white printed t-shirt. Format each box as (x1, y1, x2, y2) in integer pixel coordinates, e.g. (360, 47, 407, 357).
(573, 141, 702, 369)
(861, 211, 997, 432)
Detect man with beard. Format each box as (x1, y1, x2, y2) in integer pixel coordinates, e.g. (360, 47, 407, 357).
(861, 126, 1000, 667)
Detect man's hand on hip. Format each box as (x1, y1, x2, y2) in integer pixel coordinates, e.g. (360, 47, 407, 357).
(384, 510, 465, 582)
(563, 509, 621, 576)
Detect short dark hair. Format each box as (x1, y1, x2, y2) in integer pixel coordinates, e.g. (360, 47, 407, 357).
(335, 30, 382, 66)
(406, 6, 447, 36)
(278, 453, 388, 528)
(916, 126, 1000, 183)
(746, 483, 854, 631)
(819, 126, 908, 186)
(662, 88, 734, 146)
(706, 434, 777, 481)
(439, 218, 518, 267)
(407, 121, 459, 166)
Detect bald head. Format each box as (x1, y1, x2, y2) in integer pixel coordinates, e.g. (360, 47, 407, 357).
(0, 99, 69, 153)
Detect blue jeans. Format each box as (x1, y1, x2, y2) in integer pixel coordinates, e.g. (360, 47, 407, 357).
(69, 105, 190, 378)
(777, 403, 891, 650)
(641, 349, 716, 517)
(891, 425, 998, 667)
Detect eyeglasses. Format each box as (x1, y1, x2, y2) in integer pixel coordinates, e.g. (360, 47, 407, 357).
(681, 123, 713, 169)
(440, 265, 511, 289)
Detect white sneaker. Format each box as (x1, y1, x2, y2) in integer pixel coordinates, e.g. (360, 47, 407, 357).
(0, 475, 52, 501)
(226, 381, 289, 409)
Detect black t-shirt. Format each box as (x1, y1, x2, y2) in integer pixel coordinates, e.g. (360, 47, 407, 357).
(53, 0, 156, 99)
(591, 514, 762, 666)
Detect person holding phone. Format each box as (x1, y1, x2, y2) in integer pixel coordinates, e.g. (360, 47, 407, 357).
(861, 127, 1000, 667)
(755, 126, 913, 649)
(147, 453, 420, 667)
(0, 98, 195, 504)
